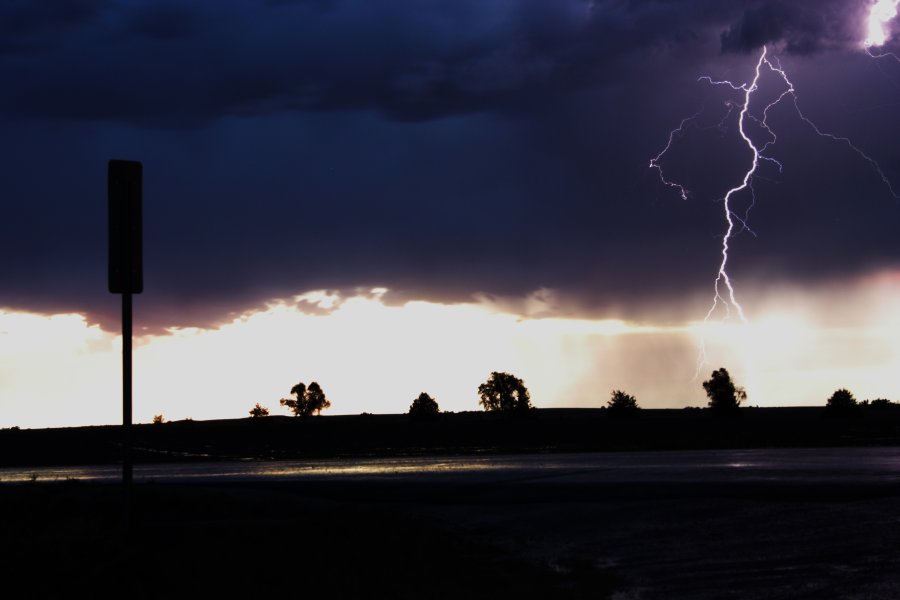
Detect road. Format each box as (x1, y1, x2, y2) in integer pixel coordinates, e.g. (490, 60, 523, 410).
(4, 447, 900, 598)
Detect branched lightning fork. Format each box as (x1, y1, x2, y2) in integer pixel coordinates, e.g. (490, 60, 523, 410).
(649, 111, 700, 201)
(652, 44, 900, 376)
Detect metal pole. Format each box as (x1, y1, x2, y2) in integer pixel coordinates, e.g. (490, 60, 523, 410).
(123, 291, 133, 518)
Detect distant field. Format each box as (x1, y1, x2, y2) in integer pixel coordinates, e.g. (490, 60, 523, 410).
(3, 407, 900, 467)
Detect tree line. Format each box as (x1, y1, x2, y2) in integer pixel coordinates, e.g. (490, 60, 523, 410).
(241, 367, 896, 420)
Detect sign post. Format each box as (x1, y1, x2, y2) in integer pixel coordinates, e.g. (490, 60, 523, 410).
(108, 159, 143, 518)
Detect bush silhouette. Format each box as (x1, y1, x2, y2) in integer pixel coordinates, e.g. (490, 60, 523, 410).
(702, 368, 745, 413)
(408, 392, 440, 419)
(826, 388, 858, 415)
(865, 398, 898, 410)
(606, 390, 640, 417)
(249, 403, 269, 418)
(280, 381, 331, 417)
(478, 372, 532, 414)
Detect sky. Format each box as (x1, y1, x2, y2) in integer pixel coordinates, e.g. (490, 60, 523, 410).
(3, 0, 900, 428)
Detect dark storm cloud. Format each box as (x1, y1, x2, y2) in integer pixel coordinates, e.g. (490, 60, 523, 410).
(126, 3, 201, 41)
(720, 0, 869, 54)
(1, 0, 899, 333)
(0, 0, 738, 125)
(0, 0, 109, 54)
(0, 0, 880, 123)
(0, 0, 107, 35)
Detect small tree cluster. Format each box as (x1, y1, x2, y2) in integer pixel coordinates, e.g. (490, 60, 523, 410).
(152, 414, 165, 424)
(863, 398, 898, 410)
(249, 403, 270, 418)
(478, 372, 533, 414)
(408, 392, 440, 419)
(280, 381, 331, 418)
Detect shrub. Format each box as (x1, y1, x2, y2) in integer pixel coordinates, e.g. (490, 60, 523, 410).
(409, 392, 440, 419)
(607, 390, 640, 417)
(249, 403, 270, 418)
(826, 388, 858, 414)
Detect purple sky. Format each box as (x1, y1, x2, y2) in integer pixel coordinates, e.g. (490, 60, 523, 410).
(2, 0, 900, 333)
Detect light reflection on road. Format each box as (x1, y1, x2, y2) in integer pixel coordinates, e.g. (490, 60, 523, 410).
(1, 446, 899, 484)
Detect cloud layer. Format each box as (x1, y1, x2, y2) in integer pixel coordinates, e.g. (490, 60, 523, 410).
(2, 0, 899, 332)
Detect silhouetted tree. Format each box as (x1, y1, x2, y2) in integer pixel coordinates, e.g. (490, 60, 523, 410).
(306, 382, 330, 415)
(826, 388, 858, 413)
(152, 414, 165, 424)
(408, 392, 440, 419)
(280, 381, 331, 417)
(280, 382, 305, 416)
(249, 403, 270, 418)
(478, 372, 532, 414)
(607, 390, 640, 417)
(702, 368, 746, 413)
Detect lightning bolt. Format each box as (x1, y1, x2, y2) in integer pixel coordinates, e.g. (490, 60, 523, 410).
(649, 114, 696, 201)
(652, 43, 900, 379)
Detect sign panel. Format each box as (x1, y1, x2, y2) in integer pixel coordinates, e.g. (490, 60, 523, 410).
(108, 160, 143, 294)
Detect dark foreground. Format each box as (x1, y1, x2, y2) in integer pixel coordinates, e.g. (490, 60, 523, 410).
(1, 480, 623, 599)
(3, 450, 900, 599)
(4, 406, 900, 467)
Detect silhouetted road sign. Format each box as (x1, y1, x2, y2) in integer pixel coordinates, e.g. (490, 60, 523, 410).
(108, 160, 143, 294)
(108, 159, 142, 519)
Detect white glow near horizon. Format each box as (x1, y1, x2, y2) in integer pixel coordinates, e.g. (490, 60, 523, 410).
(866, 0, 899, 47)
(0, 312, 118, 427)
(2, 277, 900, 428)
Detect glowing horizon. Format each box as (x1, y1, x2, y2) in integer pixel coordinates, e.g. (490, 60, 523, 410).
(3, 275, 900, 429)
